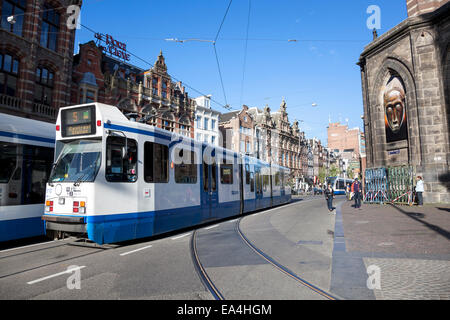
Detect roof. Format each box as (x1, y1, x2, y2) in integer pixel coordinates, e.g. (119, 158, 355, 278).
(219, 111, 239, 122)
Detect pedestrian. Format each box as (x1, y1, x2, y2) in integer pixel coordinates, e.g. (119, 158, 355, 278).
(416, 176, 424, 206)
(324, 184, 335, 214)
(352, 178, 362, 209)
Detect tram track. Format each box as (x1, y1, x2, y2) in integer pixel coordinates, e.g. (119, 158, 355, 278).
(0, 237, 108, 280)
(190, 198, 339, 300)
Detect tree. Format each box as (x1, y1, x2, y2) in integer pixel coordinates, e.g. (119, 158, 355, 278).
(329, 165, 340, 177)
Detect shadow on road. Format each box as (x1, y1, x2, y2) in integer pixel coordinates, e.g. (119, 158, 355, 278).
(388, 204, 450, 241)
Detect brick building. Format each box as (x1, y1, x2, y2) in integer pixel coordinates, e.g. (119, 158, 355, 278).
(358, 1, 450, 203)
(0, 0, 82, 122)
(71, 41, 195, 137)
(219, 104, 254, 154)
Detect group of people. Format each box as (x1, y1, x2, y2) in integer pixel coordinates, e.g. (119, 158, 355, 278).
(324, 178, 362, 214)
(323, 176, 425, 213)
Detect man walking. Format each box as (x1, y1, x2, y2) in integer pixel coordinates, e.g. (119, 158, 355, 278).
(324, 184, 335, 214)
(352, 178, 362, 209)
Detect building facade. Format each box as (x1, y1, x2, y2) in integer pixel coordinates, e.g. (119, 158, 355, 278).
(193, 95, 220, 146)
(72, 41, 195, 137)
(358, 1, 450, 203)
(0, 0, 82, 122)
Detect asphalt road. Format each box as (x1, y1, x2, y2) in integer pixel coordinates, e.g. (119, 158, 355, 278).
(0, 195, 342, 300)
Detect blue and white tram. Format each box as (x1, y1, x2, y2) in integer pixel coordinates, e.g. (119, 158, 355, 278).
(0, 113, 55, 241)
(42, 103, 291, 244)
(326, 176, 354, 195)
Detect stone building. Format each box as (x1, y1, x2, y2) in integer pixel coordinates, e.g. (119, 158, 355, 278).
(219, 105, 254, 154)
(0, 0, 82, 122)
(71, 41, 195, 137)
(358, 1, 450, 203)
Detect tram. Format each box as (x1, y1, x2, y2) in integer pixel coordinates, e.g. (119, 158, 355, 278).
(0, 113, 55, 242)
(326, 176, 354, 195)
(42, 103, 291, 244)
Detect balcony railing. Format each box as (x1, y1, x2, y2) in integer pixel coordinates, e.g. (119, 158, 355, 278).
(0, 94, 21, 110)
(32, 102, 57, 119)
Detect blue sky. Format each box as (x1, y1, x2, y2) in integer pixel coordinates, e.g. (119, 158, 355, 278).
(74, 0, 407, 145)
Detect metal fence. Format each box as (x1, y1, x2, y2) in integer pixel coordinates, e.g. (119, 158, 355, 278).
(364, 166, 415, 205)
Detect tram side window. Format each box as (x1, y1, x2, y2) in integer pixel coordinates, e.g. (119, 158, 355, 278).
(255, 172, 262, 194)
(337, 179, 345, 190)
(250, 172, 255, 192)
(220, 163, 233, 184)
(263, 174, 269, 192)
(106, 136, 138, 182)
(0, 142, 52, 206)
(245, 164, 250, 185)
(274, 171, 281, 186)
(144, 141, 168, 183)
(174, 149, 197, 184)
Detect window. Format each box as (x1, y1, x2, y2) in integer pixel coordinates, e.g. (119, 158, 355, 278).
(40, 5, 60, 51)
(203, 134, 208, 143)
(245, 164, 250, 185)
(144, 141, 168, 183)
(0, 53, 19, 96)
(106, 136, 138, 182)
(35, 66, 54, 105)
(174, 149, 197, 184)
(1, 0, 25, 36)
(211, 119, 216, 130)
(196, 116, 202, 129)
(85, 90, 95, 103)
(255, 172, 262, 194)
(211, 136, 215, 144)
(263, 174, 269, 192)
(220, 162, 233, 184)
(204, 118, 209, 131)
(203, 161, 217, 191)
(197, 133, 202, 141)
(250, 172, 255, 192)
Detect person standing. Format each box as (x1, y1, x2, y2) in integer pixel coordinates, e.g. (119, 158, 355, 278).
(324, 184, 335, 214)
(416, 176, 424, 206)
(352, 178, 362, 209)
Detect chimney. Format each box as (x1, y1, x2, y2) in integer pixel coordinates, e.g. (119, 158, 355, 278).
(406, 0, 449, 17)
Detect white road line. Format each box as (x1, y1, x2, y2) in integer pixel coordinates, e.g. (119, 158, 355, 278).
(171, 233, 191, 240)
(119, 245, 152, 256)
(204, 224, 219, 230)
(27, 266, 86, 285)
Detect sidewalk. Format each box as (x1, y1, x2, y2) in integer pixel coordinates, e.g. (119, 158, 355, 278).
(330, 200, 450, 300)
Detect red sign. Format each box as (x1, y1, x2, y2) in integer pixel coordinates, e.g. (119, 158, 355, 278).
(95, 33, 130, 61)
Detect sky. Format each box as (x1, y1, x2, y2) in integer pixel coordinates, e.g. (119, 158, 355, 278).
(74, 0, 408, 145)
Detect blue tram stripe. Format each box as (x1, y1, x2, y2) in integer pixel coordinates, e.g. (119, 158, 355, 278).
(0, 130, 55, 144)
(104, 123, 172, 141)
(0, 217, 45, 242)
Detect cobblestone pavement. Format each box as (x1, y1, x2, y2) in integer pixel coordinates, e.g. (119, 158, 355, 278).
(330, 199, 450, 300)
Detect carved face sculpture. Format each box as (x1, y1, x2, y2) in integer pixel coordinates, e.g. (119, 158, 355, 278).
(384, 88, 406, 133)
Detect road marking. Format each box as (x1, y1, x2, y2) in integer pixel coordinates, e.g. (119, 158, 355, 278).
(204, 224, 219, 230)
(171, 233, 191, 240)
(0, 237, 72, 254)
(27, 266, 86, 285)
(119, 245, 152, 256)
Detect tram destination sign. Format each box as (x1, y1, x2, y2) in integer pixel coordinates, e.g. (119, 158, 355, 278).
(61, 105, 97, 137)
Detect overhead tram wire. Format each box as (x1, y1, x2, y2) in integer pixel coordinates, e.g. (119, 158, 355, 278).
(212, 0, 233, 111)
(239, 0, 251, 107)
(79, 23, 230, 111)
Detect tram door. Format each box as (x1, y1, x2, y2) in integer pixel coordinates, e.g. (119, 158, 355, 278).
(201, 151, 218, 221)
(255, 167, 264, 210)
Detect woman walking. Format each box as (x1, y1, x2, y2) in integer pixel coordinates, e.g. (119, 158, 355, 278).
(324, 184, 335, 214)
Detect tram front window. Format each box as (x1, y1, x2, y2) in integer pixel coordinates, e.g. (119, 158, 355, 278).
(49, 139, 101, 183)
